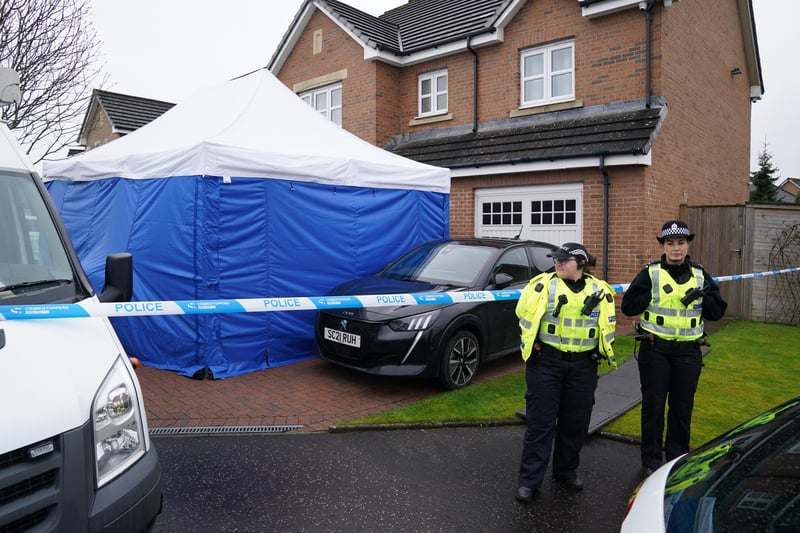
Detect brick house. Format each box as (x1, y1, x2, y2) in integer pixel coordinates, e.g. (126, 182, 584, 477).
(74, 89, 174, 152)
(779, 177, 800, 202)
(268, 0, 762, 291)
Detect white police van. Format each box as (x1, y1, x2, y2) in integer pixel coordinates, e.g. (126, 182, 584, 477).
(0, 69, 162, 531)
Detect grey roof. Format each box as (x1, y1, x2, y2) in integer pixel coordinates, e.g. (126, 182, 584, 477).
(389, 103, 665, 169)
(315, 0, 511, 55)
(93, 90, 175, 133)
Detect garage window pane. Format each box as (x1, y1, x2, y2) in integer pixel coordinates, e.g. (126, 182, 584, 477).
(481, 200, 523, 228)
(530, 197, 578, 227)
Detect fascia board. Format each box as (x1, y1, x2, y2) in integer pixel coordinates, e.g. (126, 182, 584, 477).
(495, 0, 528, 28)
(77, 94, 102, 146)
(737, 0, 763, 100)
(364, 32, 503, 67)
(268, 4, 316, 75)
(581, 0, 642, 19)
(449, 153, 651, 178)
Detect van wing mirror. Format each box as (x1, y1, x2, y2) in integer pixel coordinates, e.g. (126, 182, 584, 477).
(98, 253, 133, 303)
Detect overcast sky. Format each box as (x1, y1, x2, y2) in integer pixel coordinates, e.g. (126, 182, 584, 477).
(89, 0, 797, 179)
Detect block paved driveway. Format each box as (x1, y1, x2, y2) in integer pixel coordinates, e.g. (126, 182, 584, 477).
(137, 355, 526, 433)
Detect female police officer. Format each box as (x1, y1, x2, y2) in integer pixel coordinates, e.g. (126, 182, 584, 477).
(621, 220, 727, 479)
(515, 243, 616, 503)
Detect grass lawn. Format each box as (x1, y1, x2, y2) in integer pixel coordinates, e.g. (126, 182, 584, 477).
(338, 320, 800, 450)
(603, 320, 800, 447)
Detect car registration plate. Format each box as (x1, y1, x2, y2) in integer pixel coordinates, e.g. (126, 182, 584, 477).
(324, 327, 361, 348)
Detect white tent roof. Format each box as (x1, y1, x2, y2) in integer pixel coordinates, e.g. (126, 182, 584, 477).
(44, 69, 450, 193)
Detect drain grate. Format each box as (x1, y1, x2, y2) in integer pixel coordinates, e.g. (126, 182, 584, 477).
(149, 425, 302, 436)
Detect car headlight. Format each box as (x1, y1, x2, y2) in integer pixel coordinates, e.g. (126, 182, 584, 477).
(388, 309, 441, 332)
(93, 355, 146, 488)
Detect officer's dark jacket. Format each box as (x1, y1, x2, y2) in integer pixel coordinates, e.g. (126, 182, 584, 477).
(621, 255, 727, 321)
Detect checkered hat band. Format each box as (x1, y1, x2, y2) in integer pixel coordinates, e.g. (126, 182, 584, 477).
(660, 226, 691, 238)
(567, 248, 588, 259)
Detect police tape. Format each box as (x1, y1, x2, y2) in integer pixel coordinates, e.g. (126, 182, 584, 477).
(1, 266, 799, 321)
(608, 266, 800, 294)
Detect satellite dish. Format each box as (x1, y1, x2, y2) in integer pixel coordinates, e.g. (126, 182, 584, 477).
(0, 68, 21, 106)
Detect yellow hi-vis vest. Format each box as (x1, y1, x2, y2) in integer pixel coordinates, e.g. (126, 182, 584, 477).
(516, 272, 616, 366)
(639, 263, 704, 341)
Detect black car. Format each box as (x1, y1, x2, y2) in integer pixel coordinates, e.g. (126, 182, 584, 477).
(314, 238, 557, 389)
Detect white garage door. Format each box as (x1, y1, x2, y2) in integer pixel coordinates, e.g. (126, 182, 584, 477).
(475, 183, 583, 245)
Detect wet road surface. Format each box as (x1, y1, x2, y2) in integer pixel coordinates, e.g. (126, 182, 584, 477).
(150, 426, 641, 533)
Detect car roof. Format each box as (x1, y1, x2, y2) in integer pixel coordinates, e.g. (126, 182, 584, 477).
(429, 238, 558, 250)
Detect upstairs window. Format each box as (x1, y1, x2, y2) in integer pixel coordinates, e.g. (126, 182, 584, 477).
(520, 41, 575, 107)
(300, 83, 342, 126)
(418, 69, 448, 117)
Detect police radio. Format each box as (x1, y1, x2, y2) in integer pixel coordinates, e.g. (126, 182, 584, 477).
(552, 294, 569, 317)
(581, 291, 604, 316)
(680, 284, 710, 306)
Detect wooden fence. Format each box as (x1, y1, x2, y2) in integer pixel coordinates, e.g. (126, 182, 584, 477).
(682, 203, 800, 324)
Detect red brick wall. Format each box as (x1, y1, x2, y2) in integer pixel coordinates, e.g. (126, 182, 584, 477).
(657, 1, 752, 207)
(85, 109, 119, 149)
(274, 1, 754, 295)
(276, 10, 385, 144)
(371, 1, 652, 139)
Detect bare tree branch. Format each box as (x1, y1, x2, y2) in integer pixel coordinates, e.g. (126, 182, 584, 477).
(0, 0, 105, 162)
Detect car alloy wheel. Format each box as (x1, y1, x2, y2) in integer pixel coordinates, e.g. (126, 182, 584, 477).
(439, 330, 480, 390)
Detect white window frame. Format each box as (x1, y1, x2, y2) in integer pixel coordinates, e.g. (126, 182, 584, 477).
(418, 69, 448, 117)
(300, 82, 342, 126)
(520, 40, 575, 107)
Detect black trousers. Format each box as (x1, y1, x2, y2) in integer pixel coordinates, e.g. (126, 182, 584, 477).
(637, 337, 703, 470)
(517, 348, 598, 489)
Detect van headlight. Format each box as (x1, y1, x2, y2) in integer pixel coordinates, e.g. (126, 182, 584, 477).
(93, 355, 146, 488)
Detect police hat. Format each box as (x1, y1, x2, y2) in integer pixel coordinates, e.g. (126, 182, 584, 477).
(548, 242, 590, 262)
(657, 220, 695, 243)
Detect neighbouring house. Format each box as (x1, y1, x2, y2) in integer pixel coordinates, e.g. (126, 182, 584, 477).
(73, 89, 174, 153)
(267, 0, 763, 298)
(779, 177, 800, 202)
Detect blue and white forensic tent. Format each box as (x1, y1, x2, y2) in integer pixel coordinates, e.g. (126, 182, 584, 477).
(43, 69, 450, 379)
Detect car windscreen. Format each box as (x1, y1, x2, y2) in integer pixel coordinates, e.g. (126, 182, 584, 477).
(662, 397, 800, 532)
(0, 171, 74, 302)
(380, 243, 494, 286)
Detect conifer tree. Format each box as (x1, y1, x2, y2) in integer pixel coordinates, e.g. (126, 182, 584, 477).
(750, 141, 781, 203)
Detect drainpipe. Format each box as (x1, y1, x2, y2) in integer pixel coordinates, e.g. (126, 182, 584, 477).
(467, 36, 479, 132)
(643, 0, 656, 107)
(600, 154, 610, 280)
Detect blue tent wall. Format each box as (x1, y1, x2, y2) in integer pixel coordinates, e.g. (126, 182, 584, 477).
(45, 176, 449, 378)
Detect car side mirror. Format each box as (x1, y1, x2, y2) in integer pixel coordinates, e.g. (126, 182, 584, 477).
(493, 272, 514, 288)
(98, 253, 133, 303)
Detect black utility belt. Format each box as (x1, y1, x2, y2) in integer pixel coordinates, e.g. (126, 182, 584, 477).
(647, 335, 700, 349)
(539, 343, 595, 362)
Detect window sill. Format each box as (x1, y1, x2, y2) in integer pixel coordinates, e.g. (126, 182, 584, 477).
(510, 100, 583, 118)
(409, 113, 453, 126)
